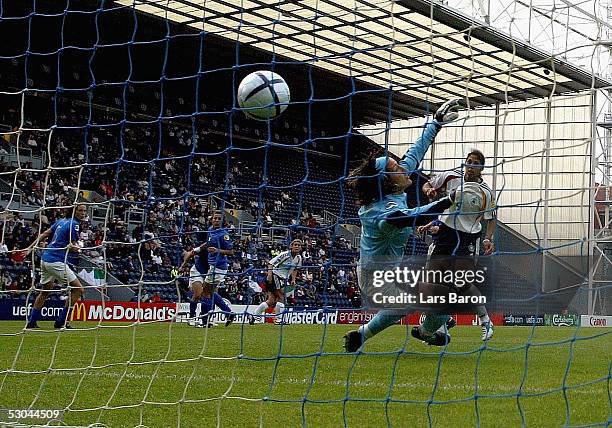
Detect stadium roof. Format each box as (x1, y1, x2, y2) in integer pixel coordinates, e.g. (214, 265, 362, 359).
(114, 0, 611, 124)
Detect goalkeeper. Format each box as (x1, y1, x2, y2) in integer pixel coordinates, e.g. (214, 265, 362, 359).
(344, 99, 462, 352)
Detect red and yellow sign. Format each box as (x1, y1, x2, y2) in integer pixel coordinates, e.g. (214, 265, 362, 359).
(70, 301, 177, 322)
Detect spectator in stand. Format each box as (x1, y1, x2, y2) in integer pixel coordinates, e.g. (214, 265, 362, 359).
(117, 269, 129, 285)
(126, 256, 136, 272)
(8, 279, 20, 296)
(304, 280, 316, 299)
(152, 246, 163, 271)
(27, 135, 38, 151)
(1, 270, 11, 290)
(139, 242, 153, 263)
(99, 181, 114, 199)
(36, 212, 50, 228)
(264, 211, 273, 225)
(141, 291, 151, 303)
(10, 246, 27, 266)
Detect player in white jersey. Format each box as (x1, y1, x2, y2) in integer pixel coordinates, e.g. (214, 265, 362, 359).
(423, 150, 496, 255)
(421, 149, 496, 340)
(250, 239, 303, 324)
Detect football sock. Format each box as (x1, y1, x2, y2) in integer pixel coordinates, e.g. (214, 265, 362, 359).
(213, 292, 231, 313)
(28, 308, 42, 325)
(273, 302, 285, 315)
(358, 310, 403, 339)
(56, 306, 71, 326)
(254, 301, 269, 315)
(189, 301, 197, 319)
(200, 297, 213, 325)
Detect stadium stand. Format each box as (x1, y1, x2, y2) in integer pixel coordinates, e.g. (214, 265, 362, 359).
(0, 88, 579, 313)
(0, 84, 370, 308)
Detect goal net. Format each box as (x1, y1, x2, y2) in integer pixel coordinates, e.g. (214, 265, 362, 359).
(0, 0, 610, 427)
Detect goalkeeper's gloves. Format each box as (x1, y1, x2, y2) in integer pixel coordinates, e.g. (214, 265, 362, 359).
(435, 98, 463, 123)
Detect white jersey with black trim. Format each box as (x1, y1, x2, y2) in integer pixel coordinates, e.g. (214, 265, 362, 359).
(269, 250, 302, 280)
(429, 169, 496, 234)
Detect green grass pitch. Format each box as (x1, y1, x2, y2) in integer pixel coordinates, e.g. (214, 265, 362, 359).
(0, 322, 610, 427)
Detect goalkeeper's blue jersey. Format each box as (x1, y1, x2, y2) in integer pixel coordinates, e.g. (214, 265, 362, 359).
(359, 120, 441, 264)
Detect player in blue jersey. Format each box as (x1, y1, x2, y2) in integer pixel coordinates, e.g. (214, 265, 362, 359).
(180, 211, 235, 327)
(343, 99, 462, 352)
(25, 204, 87, 329)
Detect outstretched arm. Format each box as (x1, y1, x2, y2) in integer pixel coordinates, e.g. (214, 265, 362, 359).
(399, 121, 442, 174)
(423, 170, 461, 199)
(383, 195, 454, 229)
(24, 227, 54, 254)
(179, 243, 206, 271)
(399, 99, 462, 173)
(179, 250, 194, 272)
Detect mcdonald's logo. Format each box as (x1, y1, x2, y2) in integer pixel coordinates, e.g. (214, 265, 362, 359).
(71, 302, 87, 321)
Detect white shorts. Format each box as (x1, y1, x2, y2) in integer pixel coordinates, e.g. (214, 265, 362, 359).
(189, 266, 204, 288)
(205, 266, 227, 285)
(189, 265, 227, 287)
(40, 260, 77, 285)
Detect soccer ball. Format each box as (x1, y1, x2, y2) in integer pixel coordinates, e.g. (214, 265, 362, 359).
(237, 71, 290, 121)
